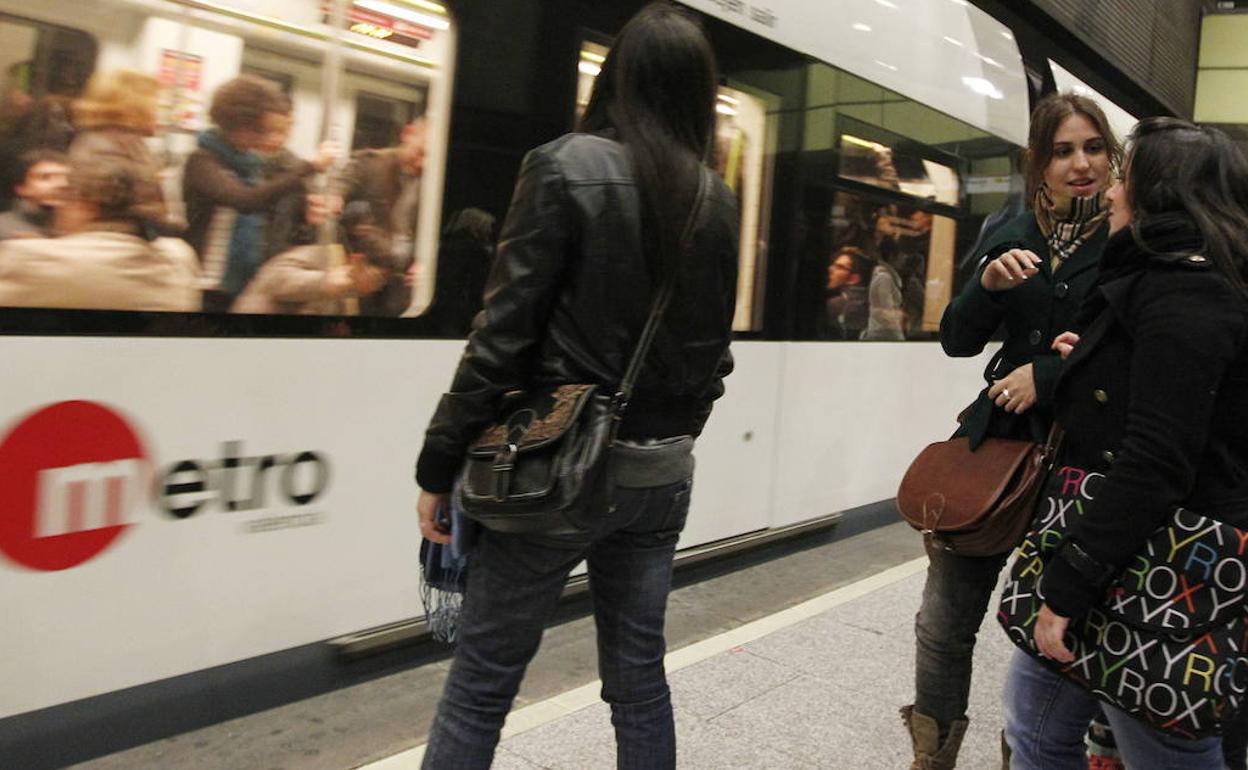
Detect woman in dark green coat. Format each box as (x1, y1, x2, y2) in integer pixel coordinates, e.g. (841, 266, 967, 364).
(902, 92, 1122, 769)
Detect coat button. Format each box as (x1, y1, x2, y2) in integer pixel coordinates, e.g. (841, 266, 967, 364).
(1055, 282, 1069, 299)
(1029, 329, 1042, 346)
(1093, 389, 1109, 404)
(1101, 450, 1116, 464)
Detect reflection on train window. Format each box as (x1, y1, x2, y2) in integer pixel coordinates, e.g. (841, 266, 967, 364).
(0, 0, 452, 321)
(838, 134, 960, 206)
(352, 91, 421, 151)
(820, 193, 955, 341)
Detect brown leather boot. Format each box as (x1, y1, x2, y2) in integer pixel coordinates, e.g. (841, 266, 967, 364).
(901, 705, 969, 770)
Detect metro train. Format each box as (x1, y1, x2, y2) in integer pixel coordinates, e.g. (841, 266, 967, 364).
(0, 0, 1141, 761)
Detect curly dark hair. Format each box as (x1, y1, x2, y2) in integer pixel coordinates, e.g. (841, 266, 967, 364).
(209, 75, 283, 134)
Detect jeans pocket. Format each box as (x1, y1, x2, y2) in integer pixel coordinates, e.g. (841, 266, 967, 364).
(658, 478, 693, 534)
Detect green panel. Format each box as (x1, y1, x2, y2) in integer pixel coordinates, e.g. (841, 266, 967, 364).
(840, 103, 884, 129)
(805, 64, 838, 109)
(882, 102, 979, 145)
(837, 71, 886, 105)
(804, 106, 837, 152)
(1195, 69, 1248, 123)
(1200, 15, 1248, 69)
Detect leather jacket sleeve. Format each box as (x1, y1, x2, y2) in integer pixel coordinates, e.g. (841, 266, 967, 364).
(691, 348, 734, 436)
(416, 147, 571, 492)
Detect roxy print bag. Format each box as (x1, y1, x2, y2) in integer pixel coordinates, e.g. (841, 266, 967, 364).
(998, 464, 1248, 738)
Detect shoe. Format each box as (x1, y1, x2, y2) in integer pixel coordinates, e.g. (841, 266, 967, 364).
(901, 705, 968, 770)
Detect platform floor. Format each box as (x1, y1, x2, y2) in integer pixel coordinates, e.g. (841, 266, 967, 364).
(72, 522, 1018, 770)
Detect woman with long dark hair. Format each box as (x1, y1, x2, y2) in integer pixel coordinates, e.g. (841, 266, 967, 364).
(413, 4, 739, 768)
(1004, 118, 1248, 768)
(905, 92, 1121, 768)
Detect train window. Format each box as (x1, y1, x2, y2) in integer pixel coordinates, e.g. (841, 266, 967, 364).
(0, 0, 453, 324)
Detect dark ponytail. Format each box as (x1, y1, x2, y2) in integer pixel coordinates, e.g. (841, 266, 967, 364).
(579, 2, 718, 280)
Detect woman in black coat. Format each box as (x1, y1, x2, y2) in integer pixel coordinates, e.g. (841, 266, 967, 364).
(1003, 119, 1248, 768)
(413, 6, 738, 769)
(904, 93, 1122, 768)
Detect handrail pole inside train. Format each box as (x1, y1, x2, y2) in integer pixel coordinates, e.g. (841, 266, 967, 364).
(319, 0, 349, 246)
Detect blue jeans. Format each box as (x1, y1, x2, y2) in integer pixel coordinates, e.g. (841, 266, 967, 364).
(1003, 650, 1224, 770)
(913, 540, 1008, 731)
(421, 477, 693, 770)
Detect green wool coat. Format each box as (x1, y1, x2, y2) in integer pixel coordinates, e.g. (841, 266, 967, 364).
(939, 211, 1109, 448)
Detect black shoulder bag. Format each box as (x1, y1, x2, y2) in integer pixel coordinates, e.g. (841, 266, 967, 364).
(453, 168, 709, 536)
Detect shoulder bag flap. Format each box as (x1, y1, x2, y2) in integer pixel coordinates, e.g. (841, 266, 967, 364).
(467, 384, 601, 457)
(897, 436, 1036, 533)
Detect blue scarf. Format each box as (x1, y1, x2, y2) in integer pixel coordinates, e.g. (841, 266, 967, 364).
(418, 484, 477, 643)
(198, 130, 265, 296)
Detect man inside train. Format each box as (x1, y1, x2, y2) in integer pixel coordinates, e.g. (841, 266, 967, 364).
(0, 149, 70, 240)
(822, 245, 873, 340)
(340, 116, 427, 316)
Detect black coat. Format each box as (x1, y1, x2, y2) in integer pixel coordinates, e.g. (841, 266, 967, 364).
(1039, 218, 1248, 617)
(416, 133, 740, 493)
(940, 212, 1108, 446)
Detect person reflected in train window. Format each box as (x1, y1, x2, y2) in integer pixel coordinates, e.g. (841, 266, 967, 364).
(821, 245, 872, 340)
(0, 95, 76, 212)
(860, 207, 907, 340)
(0, 156, 198, 311)
(183, 75, 339, 313)
(232, 193, 384, 315)
(69, 70, 171, 235)
(0, 150, 70, 240)
(414, 5, 738, 768)
(412, 207, 496, 336)
(340, 116, 427, 316)
(902, 92, 1120, 769)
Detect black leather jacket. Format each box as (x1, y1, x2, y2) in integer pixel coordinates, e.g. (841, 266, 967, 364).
(416, 133, 740, 493)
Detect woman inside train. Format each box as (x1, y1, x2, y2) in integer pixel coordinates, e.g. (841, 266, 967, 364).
(412, 3, 738, 768)
(1003, 118, 1248, 769)
(904, 92, 1121, 768)
(0, 154, 198, 311)
(68, 70, 171, 234)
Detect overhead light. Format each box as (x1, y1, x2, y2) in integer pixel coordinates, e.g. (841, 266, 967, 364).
(875, 59, 898, 72)
(1001, 31, 1014, 41)
(943, 36, 963, 47)
(873, 0, 898, 8)
(977, 53, 1004, 69)
(354, 0, 451, 30)
(580, 51, 606, 64)
(578, 61, 601, 77)
(949, 0, 969, 5)
(716, 104, 739, 117)
(962, 76, 1004, 100)
(717, 93, 740, 106)
(852, 23, 872, 32)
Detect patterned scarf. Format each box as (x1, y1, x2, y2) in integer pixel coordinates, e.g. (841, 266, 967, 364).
(1033, 183, 1109, 271)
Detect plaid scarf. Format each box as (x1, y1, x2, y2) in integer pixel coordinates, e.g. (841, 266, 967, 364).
(1033, 183, 1109, 271)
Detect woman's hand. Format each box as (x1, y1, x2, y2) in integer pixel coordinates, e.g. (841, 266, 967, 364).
(986, 363, 1037, 414)
(981, 248, 1042, 292)
(1035, 604, 1075, 663)
(1052, 331, 1081, 360)
(417, 490, 452, 545)
(312, 140, 344, 173)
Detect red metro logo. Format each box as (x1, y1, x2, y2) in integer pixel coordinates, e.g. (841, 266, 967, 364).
(0, 401, 149, 571)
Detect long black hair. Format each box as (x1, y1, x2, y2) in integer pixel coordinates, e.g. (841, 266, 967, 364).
(1126, 117, 1248, 296)
(579, 2, 718, 279)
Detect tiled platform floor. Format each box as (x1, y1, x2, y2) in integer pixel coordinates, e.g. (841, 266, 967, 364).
(371, 561, 1012, 770)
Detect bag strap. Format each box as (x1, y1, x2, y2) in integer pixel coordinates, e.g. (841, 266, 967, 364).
(612, 166, 710, 418)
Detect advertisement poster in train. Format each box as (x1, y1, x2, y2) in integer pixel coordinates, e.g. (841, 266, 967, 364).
(157, 49, 203, 132)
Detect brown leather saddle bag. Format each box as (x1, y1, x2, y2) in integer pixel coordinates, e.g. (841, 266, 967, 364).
(896, 429, 1060, 557)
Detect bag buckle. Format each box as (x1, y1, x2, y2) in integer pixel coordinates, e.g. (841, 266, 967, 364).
(610, 391, 629, 420)
(492, 443, 518, 502)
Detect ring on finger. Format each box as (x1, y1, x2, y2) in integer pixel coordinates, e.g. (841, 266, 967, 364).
(1002, 389, 1011, 400)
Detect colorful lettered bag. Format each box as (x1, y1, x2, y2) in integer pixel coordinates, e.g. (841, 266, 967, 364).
(998, 464, 1248, 738)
